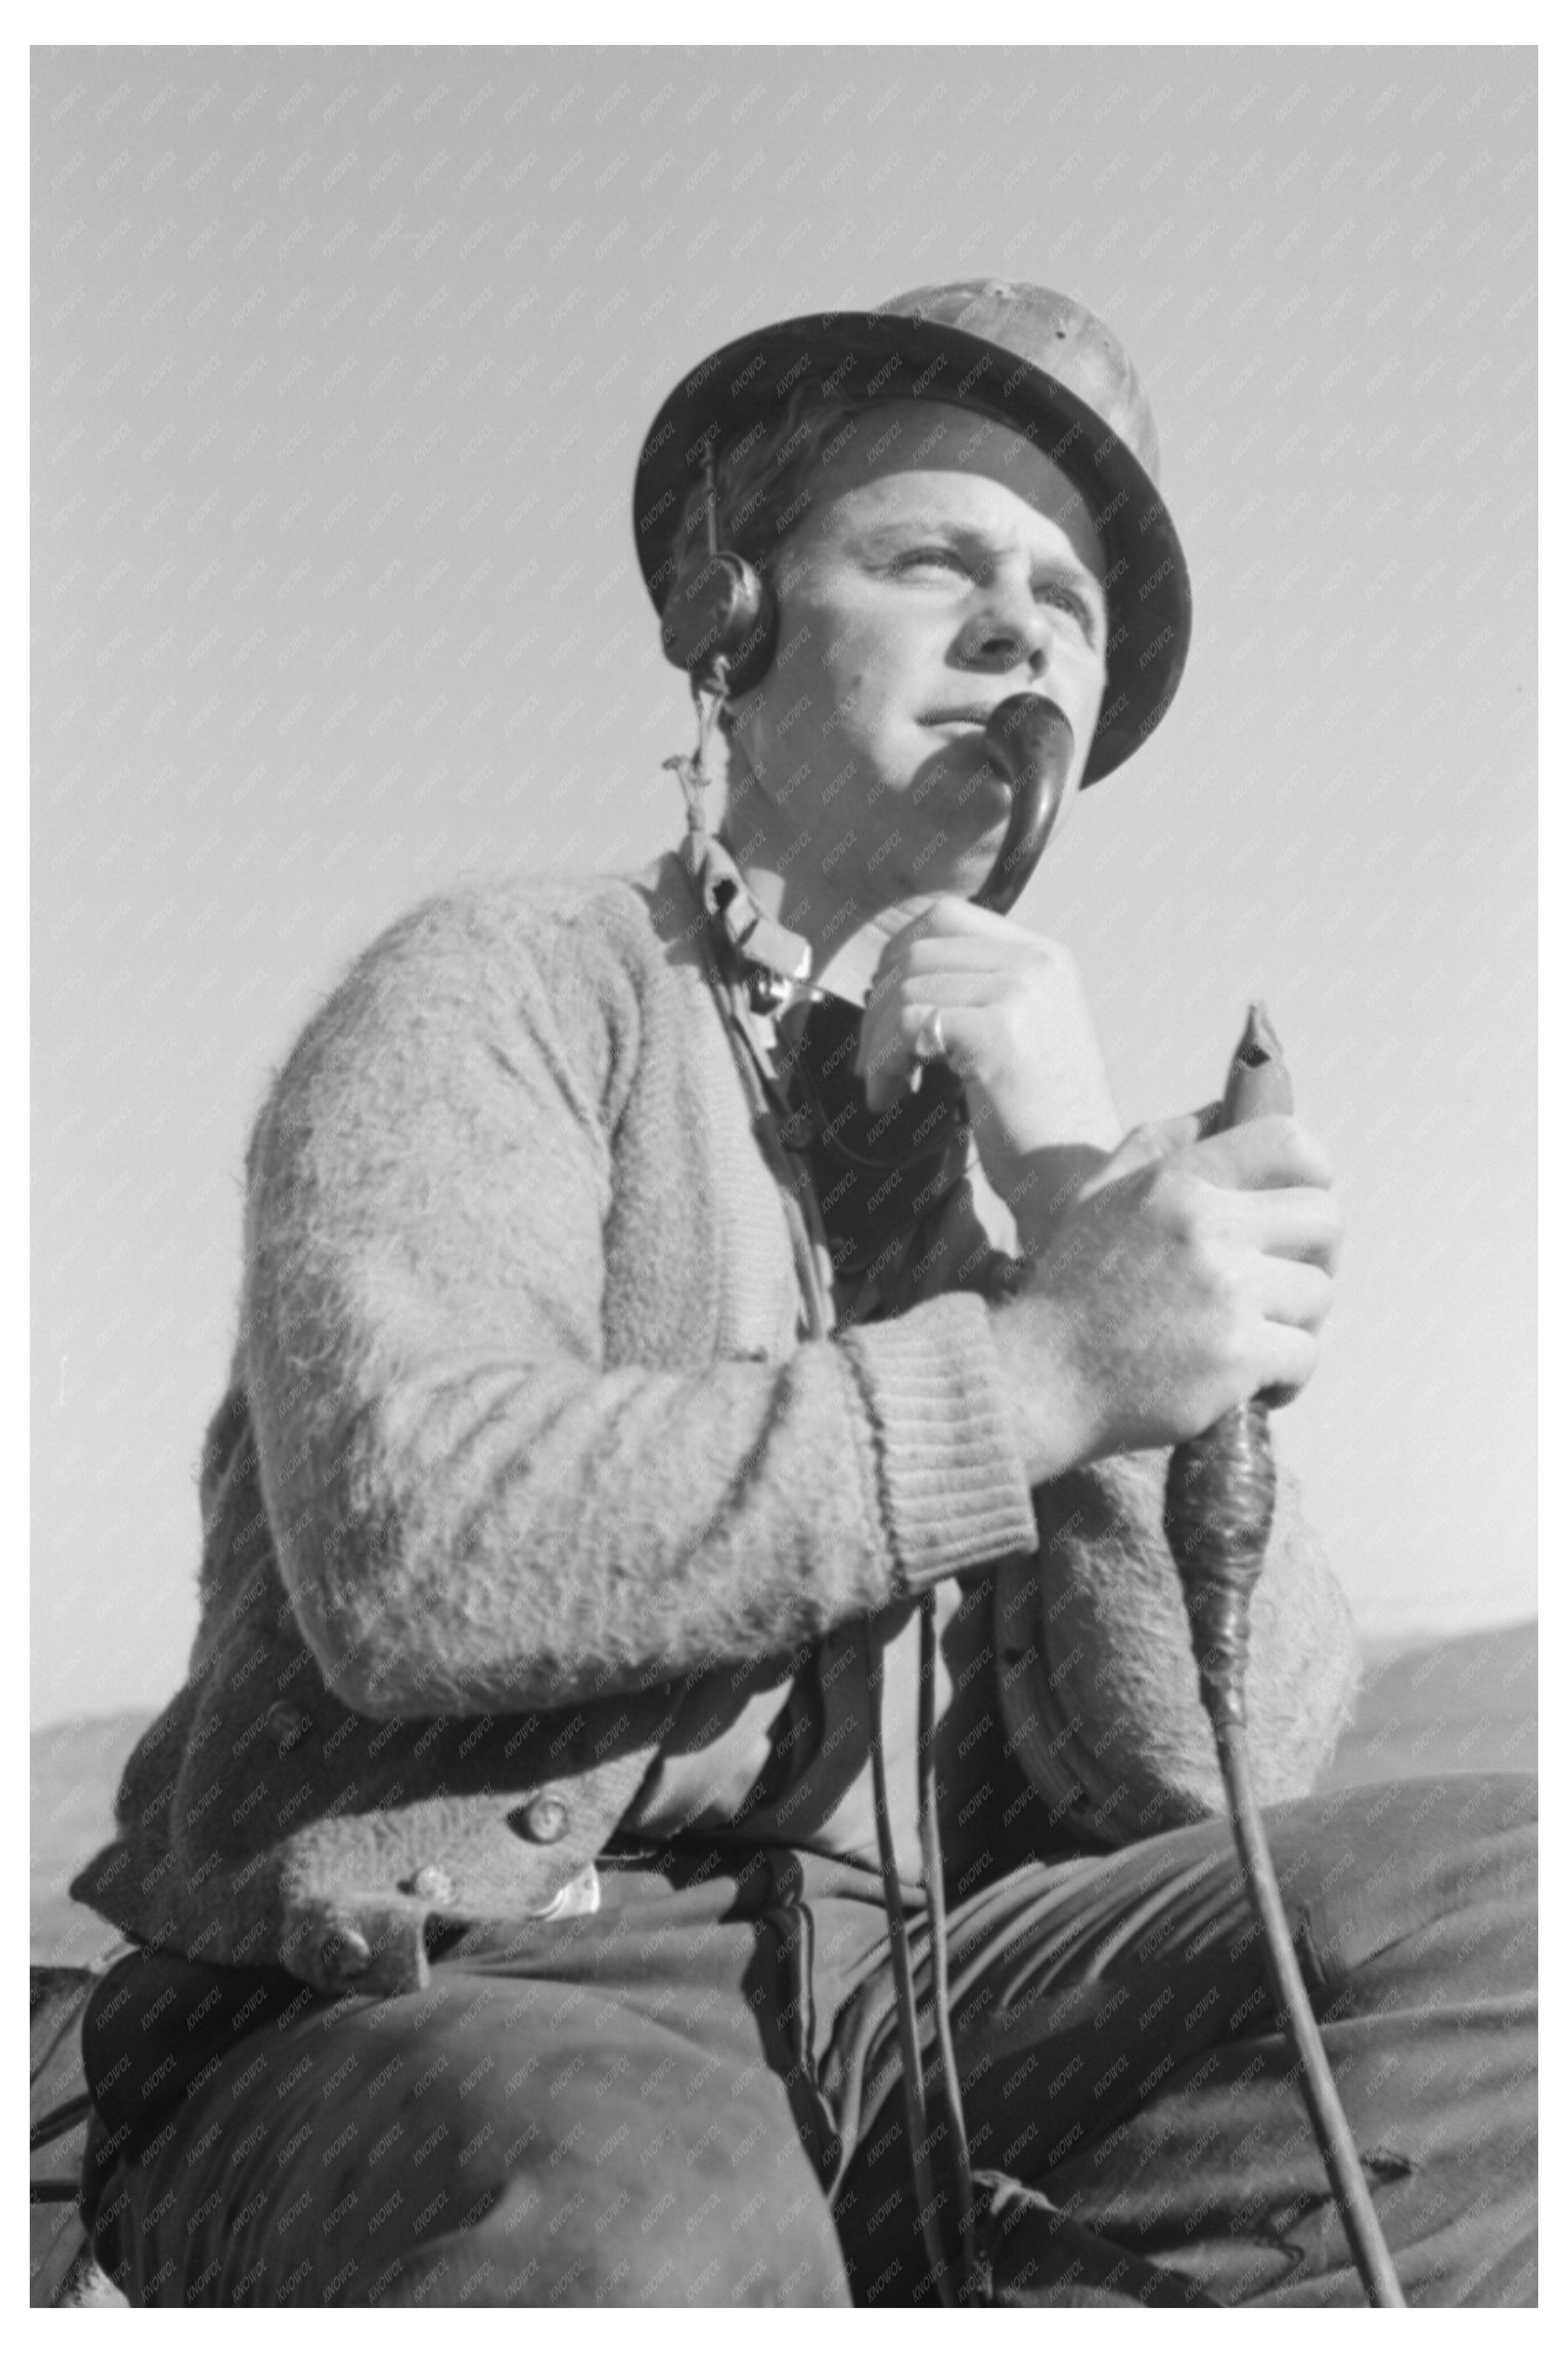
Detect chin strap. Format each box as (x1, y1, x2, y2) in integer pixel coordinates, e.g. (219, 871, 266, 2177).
(668, 673, 815, 1014)
(663, 665, 728, 845)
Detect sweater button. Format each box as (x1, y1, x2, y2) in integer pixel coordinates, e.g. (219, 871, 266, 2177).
(321, 1927, 372, 1981)
(409, 1864, 454, 1905)
(266, 1700, 306, 1747)
(520, 1794, 569, 1845)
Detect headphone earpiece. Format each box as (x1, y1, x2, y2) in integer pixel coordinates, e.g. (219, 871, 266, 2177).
(659, 548, 778, 696)
(659, 439, 778, 698)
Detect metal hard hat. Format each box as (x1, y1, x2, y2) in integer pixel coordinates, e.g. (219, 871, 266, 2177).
(632, 278, 1190, 783)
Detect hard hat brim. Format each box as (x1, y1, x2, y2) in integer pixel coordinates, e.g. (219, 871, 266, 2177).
(632, 310, 1191, 785)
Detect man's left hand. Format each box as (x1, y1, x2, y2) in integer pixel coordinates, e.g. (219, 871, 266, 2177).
(856, 898, 1120, 1204)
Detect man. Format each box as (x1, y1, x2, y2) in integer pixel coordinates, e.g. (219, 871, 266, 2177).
(72, 280, 1535, 2307)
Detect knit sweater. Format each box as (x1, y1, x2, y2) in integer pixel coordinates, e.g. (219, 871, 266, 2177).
(74, 853, 1358, 1997)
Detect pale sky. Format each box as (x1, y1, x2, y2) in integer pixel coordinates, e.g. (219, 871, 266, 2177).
(32, 44, 1536, 1721)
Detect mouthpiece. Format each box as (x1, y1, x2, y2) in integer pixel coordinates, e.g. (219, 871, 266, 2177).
(1221, 1001, 1292, 1125)
(971, 695, 1075, 915)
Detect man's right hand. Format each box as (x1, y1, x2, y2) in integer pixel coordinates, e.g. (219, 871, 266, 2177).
(988, 1111, 1343, 1486)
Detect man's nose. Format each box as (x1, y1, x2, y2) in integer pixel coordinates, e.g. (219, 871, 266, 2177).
(954, 584, 1052, 674)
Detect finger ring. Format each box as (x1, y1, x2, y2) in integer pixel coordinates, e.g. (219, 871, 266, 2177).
(915, 1009, 947, 1063)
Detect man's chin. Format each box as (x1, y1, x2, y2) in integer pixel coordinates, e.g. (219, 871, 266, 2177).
(856, 861, 998, 933)
(899, 832, 1009, 908)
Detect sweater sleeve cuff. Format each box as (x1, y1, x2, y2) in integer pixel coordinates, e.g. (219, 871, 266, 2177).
(839, 1293, 1038, 1593)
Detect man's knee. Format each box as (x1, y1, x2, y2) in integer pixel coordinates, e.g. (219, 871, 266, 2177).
(84, 1955, 853, 2307)
(357, 2099, 850, 2307)
(422, 2035, 851, 2307)
(1271, 1771, 1536, 1991)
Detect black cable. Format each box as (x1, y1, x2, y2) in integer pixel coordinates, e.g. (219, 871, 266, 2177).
(1212, 1713, 1405, 2306)
(916, 1592, 980, 2297)
(1166, 1008, 1406, 2309)
(861, 1620, 956, 2308)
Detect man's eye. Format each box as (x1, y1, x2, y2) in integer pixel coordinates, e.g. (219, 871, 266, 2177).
(888, 546, 969, 577)
(1040, 583, 1099, 639)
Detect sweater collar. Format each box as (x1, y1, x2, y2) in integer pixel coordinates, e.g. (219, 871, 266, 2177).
(683, 831, 815, 1015)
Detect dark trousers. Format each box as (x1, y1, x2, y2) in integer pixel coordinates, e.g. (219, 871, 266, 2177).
(81, 1774, 1536, 2307)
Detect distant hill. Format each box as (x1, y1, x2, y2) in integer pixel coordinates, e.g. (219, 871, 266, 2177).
(32, 1709, 154, 1964)
(1318, 1619, 1536, 1790)
(32, 1622, 1536, 1963)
